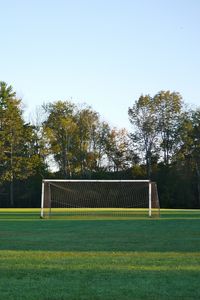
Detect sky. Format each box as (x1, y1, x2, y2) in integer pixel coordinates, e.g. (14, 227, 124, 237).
(1, 0, 200, 130)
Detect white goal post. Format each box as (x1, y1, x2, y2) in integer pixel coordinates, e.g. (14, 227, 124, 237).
(40, 179, 160, 218)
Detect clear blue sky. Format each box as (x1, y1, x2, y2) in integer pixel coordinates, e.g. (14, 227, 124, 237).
(1, 0, 200, 130)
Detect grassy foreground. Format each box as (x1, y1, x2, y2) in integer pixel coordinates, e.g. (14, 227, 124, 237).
(0, 209, 200, 299)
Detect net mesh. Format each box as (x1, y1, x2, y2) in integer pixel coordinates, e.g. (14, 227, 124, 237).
(42, 180, 160, 218)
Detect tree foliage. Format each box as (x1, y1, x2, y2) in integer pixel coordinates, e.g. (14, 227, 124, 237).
(0, 82, 44, 206)
(43, 101, 113, 177)
(128, 95, 159, 178)
(154, 90, 183, 165)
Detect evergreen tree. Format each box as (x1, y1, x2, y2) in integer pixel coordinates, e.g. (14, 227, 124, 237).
(0, 82, 41, 206)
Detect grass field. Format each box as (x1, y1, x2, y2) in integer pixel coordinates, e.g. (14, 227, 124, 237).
(0, 209, 200, 300)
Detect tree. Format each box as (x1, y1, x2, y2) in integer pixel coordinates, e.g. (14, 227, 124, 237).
(0, 82, 41, 206)
(128, 95, 159, 178)
(75, 106, 100, 176)
(94, 121, 110, 171)
(105, 128, 131, 172)
(43, 101, 78, 178)
(154, 90, 183, 165)
(175, 109, 200, 206)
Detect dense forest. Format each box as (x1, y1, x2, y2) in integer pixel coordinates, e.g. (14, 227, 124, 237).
(0, 81, 200, 208)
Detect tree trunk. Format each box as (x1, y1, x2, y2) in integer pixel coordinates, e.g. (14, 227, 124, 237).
(10, 142, 14, 207)
(146, 150, 152, 179)
(10, 179, 14, 207)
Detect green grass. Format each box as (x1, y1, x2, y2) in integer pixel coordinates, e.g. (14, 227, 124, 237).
(0, 209, 200, 299)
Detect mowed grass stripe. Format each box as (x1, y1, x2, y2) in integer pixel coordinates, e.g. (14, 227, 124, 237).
(1, 250, 200, 271)
(0, 208, 200, 220)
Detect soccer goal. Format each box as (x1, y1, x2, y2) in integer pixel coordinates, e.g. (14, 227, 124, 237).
(40, 180, 160, 218)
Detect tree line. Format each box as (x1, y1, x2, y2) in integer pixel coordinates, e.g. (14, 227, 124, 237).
(0, 81, 200, 208)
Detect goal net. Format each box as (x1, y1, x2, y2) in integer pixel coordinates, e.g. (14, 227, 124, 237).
(41, 180, 160, 218)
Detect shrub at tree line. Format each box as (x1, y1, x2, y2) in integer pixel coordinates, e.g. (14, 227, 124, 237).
(0, 81, 199, 208)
